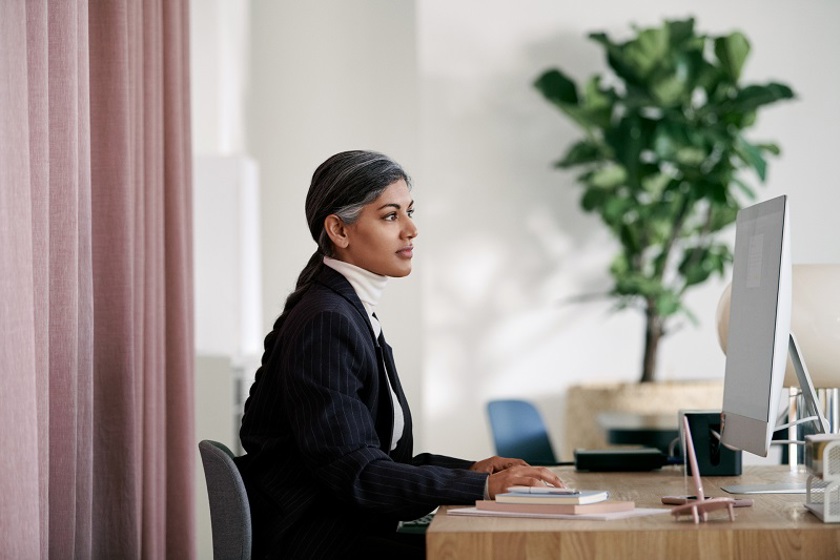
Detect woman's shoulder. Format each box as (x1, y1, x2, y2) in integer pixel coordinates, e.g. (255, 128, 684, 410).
(287, 280, 368, 330)
(296, 284, 357, 316)
(280, 295, 374, 356)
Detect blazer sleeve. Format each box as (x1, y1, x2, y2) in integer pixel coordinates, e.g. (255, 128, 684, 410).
(267, 307, 486, 517)
(411, 453, 477, 470)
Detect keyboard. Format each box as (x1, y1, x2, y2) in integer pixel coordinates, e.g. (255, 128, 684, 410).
(397, 510, 436, 534)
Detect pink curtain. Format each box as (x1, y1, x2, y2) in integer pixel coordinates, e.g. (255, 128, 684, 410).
(0, 1, 195, 559)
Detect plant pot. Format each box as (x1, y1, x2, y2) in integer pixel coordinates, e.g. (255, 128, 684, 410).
(562, 380, 724, 460)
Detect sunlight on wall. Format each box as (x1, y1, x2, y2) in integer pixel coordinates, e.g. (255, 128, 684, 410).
(421, 194, 647, 457)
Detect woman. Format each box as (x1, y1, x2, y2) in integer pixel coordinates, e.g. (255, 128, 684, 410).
(238, 150, 564, 558)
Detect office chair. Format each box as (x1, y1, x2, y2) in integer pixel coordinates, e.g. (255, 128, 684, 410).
(198, 440, 252, 560)
(486, 399, 559, 465)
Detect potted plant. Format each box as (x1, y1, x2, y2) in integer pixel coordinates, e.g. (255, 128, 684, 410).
(534, 17, 795, 383)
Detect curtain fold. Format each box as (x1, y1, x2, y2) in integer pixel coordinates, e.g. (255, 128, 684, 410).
(1, 1, 195, 558)
(1, 2, 43, 560)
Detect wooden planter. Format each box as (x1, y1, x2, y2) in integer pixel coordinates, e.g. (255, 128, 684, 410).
(562, 380, 724, 460)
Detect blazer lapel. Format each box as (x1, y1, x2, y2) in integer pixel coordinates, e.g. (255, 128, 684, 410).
(378, 334, 414, 461)
(316, 266, 413, 456)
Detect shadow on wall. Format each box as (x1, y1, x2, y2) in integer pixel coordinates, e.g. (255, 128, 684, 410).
(421, 28, 648, 460)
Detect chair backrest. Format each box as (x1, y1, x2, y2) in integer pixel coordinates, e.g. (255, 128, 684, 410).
(198, 440, 252, 560)
(486, 399, 558, 465)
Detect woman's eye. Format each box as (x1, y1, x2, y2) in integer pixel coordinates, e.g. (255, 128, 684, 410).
(384, 213, 397, 221)
(407, 208, 415, 218)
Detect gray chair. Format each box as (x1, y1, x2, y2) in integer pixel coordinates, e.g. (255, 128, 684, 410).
(198, 440, 252, 560)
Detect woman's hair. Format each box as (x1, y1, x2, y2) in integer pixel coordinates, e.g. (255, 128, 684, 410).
(284, 150, 411, 315)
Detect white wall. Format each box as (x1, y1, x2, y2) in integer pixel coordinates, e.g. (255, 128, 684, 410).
(191, 3, 258, 557)
(415, 0, 840, 460)
(191, 0, 251, 155)
(194, 1, 840, 469)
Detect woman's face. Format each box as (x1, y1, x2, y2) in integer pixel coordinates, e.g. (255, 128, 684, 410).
(331, 179, 417, 277)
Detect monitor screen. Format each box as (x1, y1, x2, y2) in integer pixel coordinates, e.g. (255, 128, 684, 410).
(720, 195, 791, 457)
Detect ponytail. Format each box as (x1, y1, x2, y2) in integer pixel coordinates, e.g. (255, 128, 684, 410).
(265, 251, 324, 344)
(282, 251, 324, 316)
(251, 251, 324, 393)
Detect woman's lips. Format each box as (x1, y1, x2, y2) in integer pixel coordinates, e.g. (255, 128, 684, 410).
(397, 246, 414, 258)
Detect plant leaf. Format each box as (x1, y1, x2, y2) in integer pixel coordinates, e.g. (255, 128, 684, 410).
(535, 69, 613, 132)
(679, 244, 732, 288)
(666, 18, 697, 48)
(589, 32, 640, 86)
(650, 73, 687, 106)
(758, 142, 781, 156)
(534, 69, 579, 105)
(624, 27, 670, 80)
(557, 140, 603, 168)
(731, 176, 758, 200)
(714, 32, 750, 81)
(735, 136, 768, 181)
(723, 82, 796, 115)
(675, 146, 706, 166)
(655, 290, 681, 317)
(641, 173, 671, 198)
(588, 164, 627, 189)
(580, 76, 615, 129)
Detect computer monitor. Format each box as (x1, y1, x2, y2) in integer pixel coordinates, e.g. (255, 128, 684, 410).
(720, 195, 828, 459)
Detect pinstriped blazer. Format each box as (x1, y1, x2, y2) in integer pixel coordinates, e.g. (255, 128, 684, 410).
(238, 266, 487, 558)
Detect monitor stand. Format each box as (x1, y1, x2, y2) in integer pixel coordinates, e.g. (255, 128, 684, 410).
(722, 334, 829, 495)
(721, 481, 808, 495)
(788, 333, 830, 435)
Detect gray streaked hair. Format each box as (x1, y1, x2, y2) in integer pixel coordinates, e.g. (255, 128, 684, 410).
(275, 150, 411, 316)
(305, 150, 411, 257)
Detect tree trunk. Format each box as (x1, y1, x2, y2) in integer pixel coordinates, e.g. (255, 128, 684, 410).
(641, 300, 663, 383)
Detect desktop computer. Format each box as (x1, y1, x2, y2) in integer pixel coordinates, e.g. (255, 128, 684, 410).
(718, 195, 829, 494)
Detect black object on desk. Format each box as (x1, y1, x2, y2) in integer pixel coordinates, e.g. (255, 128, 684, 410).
(683, 411, 742, 476)
(574, 448, 667, 471)
(598, 412, 679, 454)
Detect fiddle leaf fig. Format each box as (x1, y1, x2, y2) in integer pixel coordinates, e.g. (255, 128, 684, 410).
(715, 32, 750, 81)
(534, 18, 795, 382)
(556, 140, 602, 168)
(533, 68, 578, 106)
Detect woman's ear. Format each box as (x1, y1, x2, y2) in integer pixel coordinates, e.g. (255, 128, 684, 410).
(324, 214, 350, 249)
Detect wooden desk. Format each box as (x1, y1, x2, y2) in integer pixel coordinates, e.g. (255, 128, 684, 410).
(427, 466, 840, 559)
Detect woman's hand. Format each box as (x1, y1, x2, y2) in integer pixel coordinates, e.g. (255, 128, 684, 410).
(469, 455, 528, 474)
(485, 465, 567, 499)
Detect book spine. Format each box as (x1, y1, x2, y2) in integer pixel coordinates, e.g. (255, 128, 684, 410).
(495, 492, 607, 505)
(475, 500, 635, 515)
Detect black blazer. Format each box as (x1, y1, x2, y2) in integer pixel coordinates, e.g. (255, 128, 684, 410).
(238, 266, 487, 558)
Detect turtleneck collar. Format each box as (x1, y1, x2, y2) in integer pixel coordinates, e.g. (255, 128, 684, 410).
(323, 256, 388, 337)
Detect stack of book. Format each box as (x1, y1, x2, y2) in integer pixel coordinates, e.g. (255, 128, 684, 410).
(477, 487, 634, 516)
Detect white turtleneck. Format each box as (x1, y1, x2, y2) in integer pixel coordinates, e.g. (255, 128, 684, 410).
(323, 256, 405, 451)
